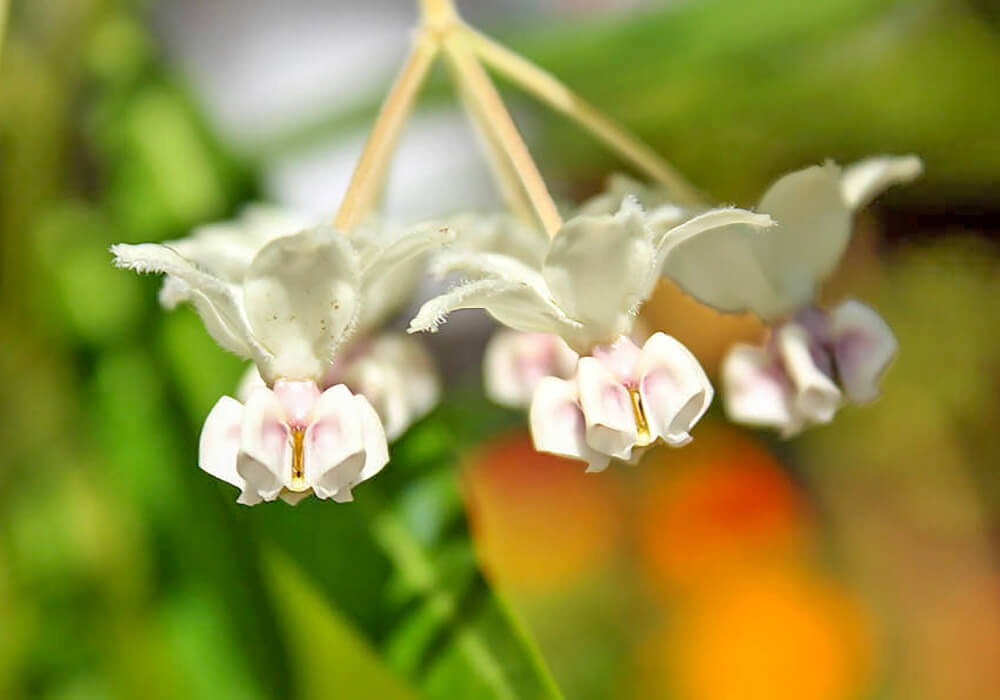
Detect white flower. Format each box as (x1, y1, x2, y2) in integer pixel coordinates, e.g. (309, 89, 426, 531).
(530, 333, 712, 472)
(723, 301, 897, 436)
(112, 222, 441, 503)
(411, 199, 773, 353)
(201, 379, 387, 505)
(660, 155, 921, 434)
(483, 330, 579, 408)
(411, 199, 772, 469)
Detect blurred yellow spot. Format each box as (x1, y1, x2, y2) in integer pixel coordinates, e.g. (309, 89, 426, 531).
(668, 567, 874, 700)
(463, 429, 624, 590)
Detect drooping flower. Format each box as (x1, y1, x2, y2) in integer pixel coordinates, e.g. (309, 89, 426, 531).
(146, 204, 451, 446)
(660, 155, 921, 434)
(411, 199, 774, 469)
(112, 223, 441, 503)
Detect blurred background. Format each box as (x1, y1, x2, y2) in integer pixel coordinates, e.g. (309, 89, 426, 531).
(1, 0, 998, 698)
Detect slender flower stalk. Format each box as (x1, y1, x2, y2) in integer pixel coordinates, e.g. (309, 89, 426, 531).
(334, 33, 440, 231)
(466, 28, 703, 206)
(443, 32, 563, 237)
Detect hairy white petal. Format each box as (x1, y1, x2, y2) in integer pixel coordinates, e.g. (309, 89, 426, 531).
(529, 376, 610, 473)
(840, 155, 923, 211)
(636, 333, 713, 446)
(112, 243, 265, 361)
(243, 226, 360, 382)
(408, 277, 580, 338)
(357, 223, 454, 330)
(829, 299, 898, 403)
(659, 215, 790, 321)
(776, 324, 841, 424)
(198, 396, 246, 491)
(543, 198, 656, 343)
(756, 163, 852, 309)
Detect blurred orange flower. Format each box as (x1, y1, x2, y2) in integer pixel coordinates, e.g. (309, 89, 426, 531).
(637, 426, 811, 592)
(462, 428, 625, 590)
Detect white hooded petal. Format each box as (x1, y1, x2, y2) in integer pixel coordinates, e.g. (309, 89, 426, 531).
(198, 396, 246, 491)
(543, 198, 657, 343)
(445, 211, 550, 267)
(243, 226, 360, 382)
(576, 173, 673, 216)
(840, 155, 923, 211)
(236, 388, 290, 504)
(576, 356, 638, 460)
(483, 330, 578, 408)
(720, 344, 800, 432)
(756, 163, 852, 309)
(776, 324, 841, 424)
(408, 277, 582, 340)
(305, 384, 367, 500)
(636, 332, 714, 446)
(112, 243, 266, 362)
(659, 213, 790, 321)
(829, 299, 898, 403)
(529, 376, 610, 473)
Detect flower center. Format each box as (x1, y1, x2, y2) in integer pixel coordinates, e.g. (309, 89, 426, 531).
(628, 388, 654, 447)
(289, 428, 308, 491)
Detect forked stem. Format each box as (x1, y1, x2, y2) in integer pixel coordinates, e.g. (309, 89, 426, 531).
(443, 33, 563, 237)
(335, 33, 439, 231)
(467, 28, 703, 206)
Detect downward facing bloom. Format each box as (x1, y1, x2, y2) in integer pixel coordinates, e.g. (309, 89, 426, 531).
(411, 199, 774, 469)
(659, 155, 921, 434)
(112, 221, 443, 503)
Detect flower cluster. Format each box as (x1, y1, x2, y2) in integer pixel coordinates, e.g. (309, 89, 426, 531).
(114, 214, 451, 504)
(109, 0, 922, 504)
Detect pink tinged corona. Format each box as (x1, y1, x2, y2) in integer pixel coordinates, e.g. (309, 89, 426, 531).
(199, 379, 388, 506)
(530, 333, 713, 472)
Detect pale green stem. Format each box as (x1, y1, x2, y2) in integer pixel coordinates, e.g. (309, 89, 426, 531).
(443, 32, 563, 237)
(335, 33, 439, 231)
(467, 27, 704, 206)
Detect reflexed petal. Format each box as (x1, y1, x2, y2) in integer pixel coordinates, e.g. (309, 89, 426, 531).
(720, 344, 797, 431)
(445, 211, 550, 267)
(408, 277, 581, 341)
(829, 299, 898, 402)
(636, 333, 714, 446)
(757, 163, 852, 308)
(529, 376, 610, 472)
(305, 384, 366, 500)
(244, 226, 360, 381)
(237, 388, 290, 503)
(659, 213, 789, 321)
(112, 243, 266, 362)
(543, 198, 657, 343)
(484, 330, 578, 408)
(776, 324, 841, 424)
(840, 155, 923, 211)
(198, 396, 245, 490)
(577, 356, 637, 460)
(356, 222, 454, 330)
